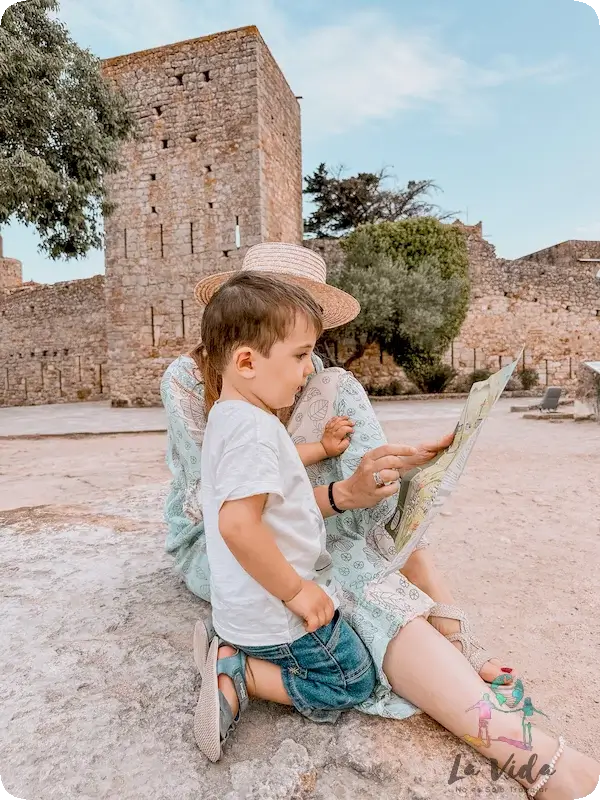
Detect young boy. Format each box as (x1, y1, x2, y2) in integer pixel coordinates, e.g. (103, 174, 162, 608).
(195, 272, 376, 762)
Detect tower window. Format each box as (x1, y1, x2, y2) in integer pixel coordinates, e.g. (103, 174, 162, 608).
(202, 70, 211, 82)
(154, 105, 163, 117)
(161, 139, 168, 149)
(175, 73, 184, 85)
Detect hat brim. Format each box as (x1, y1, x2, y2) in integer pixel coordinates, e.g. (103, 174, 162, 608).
(194, 271, 360, 330)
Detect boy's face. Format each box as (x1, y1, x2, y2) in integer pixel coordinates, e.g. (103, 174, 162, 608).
(234, 315, 318, 411)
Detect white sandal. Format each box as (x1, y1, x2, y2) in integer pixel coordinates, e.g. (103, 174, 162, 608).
(428, 603, 514, 681)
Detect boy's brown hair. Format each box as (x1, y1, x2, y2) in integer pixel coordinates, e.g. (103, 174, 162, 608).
(191, 272, 324, 413)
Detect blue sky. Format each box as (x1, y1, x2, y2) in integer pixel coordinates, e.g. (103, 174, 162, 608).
(2, 0, 599, 283)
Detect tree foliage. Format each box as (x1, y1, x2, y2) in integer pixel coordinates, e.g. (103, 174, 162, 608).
(322, 219, 470, 375)
(304, 163, 454, 238)
(0, 0, 134, 259)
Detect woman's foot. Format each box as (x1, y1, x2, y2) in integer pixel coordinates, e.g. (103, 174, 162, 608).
(428, 605, 517, 685)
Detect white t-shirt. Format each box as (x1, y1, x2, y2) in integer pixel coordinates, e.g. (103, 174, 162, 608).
(201, 400, 341, 647)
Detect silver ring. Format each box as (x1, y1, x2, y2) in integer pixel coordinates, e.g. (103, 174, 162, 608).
(373, 471, 385, 488)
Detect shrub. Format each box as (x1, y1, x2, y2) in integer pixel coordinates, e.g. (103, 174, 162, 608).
(519, 368, 540, 390)
(406, 361, 457, 394)
(364, 379, 406, 397)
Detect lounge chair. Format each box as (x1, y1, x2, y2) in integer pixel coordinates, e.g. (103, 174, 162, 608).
(537, 387, 562, 412)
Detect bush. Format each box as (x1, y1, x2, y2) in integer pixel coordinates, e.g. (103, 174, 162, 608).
(406, 361, 457, 394)
(519, 368, 540, 390)
(338, 220, 470, 371)
(453, 369, 492, 393)
(364, 379, 406, 397)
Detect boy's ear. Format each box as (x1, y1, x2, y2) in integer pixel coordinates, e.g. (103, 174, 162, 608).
(233, 346, 255, 378)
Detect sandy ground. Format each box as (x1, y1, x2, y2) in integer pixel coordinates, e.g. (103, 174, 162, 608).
(0, 400, 599, 799)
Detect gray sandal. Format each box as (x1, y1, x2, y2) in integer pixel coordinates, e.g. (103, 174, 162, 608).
(194, 636, 249, 762)
(428, 603, 511, 680)
(193, 616, 215, 678)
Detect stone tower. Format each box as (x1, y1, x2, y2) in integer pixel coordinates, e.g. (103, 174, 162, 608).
(0, 235, 23, 292)
(102, 26, 303, 406)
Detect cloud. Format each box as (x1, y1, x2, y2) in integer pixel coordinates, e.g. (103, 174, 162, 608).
(574, 0, 600, 24)
(58, 0, 570, 137)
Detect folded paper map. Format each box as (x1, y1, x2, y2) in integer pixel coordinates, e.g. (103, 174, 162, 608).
(368, 353, 522, 586)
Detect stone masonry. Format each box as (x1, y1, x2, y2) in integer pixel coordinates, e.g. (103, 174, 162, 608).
(0, 273, 107, 406)
(101, 26, 302, 406)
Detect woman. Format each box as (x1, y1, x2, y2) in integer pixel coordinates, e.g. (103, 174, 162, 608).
(161, 243, 599, 798)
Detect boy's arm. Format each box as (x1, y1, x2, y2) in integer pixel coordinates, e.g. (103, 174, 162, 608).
(295, 442, 327, 467)
(295, 416, 354, 466)
(219, 493, 335, 631)
(219, 493, 302, 602)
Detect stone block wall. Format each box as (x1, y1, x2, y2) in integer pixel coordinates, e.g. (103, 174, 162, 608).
(102, 26, 302, 406)
(0, 235, 23, 291)
(257, 38, 302, 244)
(452, 231, 600, 387)
(0, 277, 107, 407)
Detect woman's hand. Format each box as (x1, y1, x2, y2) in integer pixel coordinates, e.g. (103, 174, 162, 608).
(333, 443, 418, 511)
(397, 432, 454, 474)
(332, 433, 454, 512)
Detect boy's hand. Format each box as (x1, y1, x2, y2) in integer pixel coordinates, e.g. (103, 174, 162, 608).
(321, 416, 354, 458)
(285, 580, 335, 633)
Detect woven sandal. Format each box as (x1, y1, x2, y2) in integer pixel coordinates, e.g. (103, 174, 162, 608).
(193, 617, 215, 679)
(428, 603, 512, 681)
(194, 636, 249, 762)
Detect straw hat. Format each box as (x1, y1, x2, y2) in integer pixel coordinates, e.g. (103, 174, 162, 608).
(193, 242, 360, 329)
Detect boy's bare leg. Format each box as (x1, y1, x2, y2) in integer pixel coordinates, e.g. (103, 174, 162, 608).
(217, 645, 293, 715)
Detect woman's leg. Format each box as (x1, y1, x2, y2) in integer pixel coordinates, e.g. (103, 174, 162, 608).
(383, 617, 599, 799)
(401, 546, 514, 683)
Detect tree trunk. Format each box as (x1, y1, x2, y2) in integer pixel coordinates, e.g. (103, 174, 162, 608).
(343, 341, 367, 370)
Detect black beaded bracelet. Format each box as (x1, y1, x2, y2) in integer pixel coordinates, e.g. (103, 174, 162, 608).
(328, 482, 344, 514)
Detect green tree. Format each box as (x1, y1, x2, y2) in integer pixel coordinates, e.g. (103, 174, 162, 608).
(304, 163, 454, 239)
(322, 220, 470, 379)
(0, 0, 134, 259)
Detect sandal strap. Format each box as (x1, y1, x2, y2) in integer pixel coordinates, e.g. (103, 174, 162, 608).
(429, 603, 496, 676)
(217, 650, 249, 714)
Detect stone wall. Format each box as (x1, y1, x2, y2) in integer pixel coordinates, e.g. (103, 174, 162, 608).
(308, 227, 600, 390)
(0, 276, 107, 407)
(102, 26, 302, 406)
(257, 38, 302, 244)
(452, 230, 600, 387)
(0, 235, 23, 291)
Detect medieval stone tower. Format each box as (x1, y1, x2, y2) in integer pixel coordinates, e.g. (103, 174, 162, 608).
(102, 26, 302, 406)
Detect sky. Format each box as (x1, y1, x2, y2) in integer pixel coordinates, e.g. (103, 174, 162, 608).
(2, 0, 600, 284)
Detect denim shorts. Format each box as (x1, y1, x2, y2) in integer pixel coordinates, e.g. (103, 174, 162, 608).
(235, 611, 376, 723)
